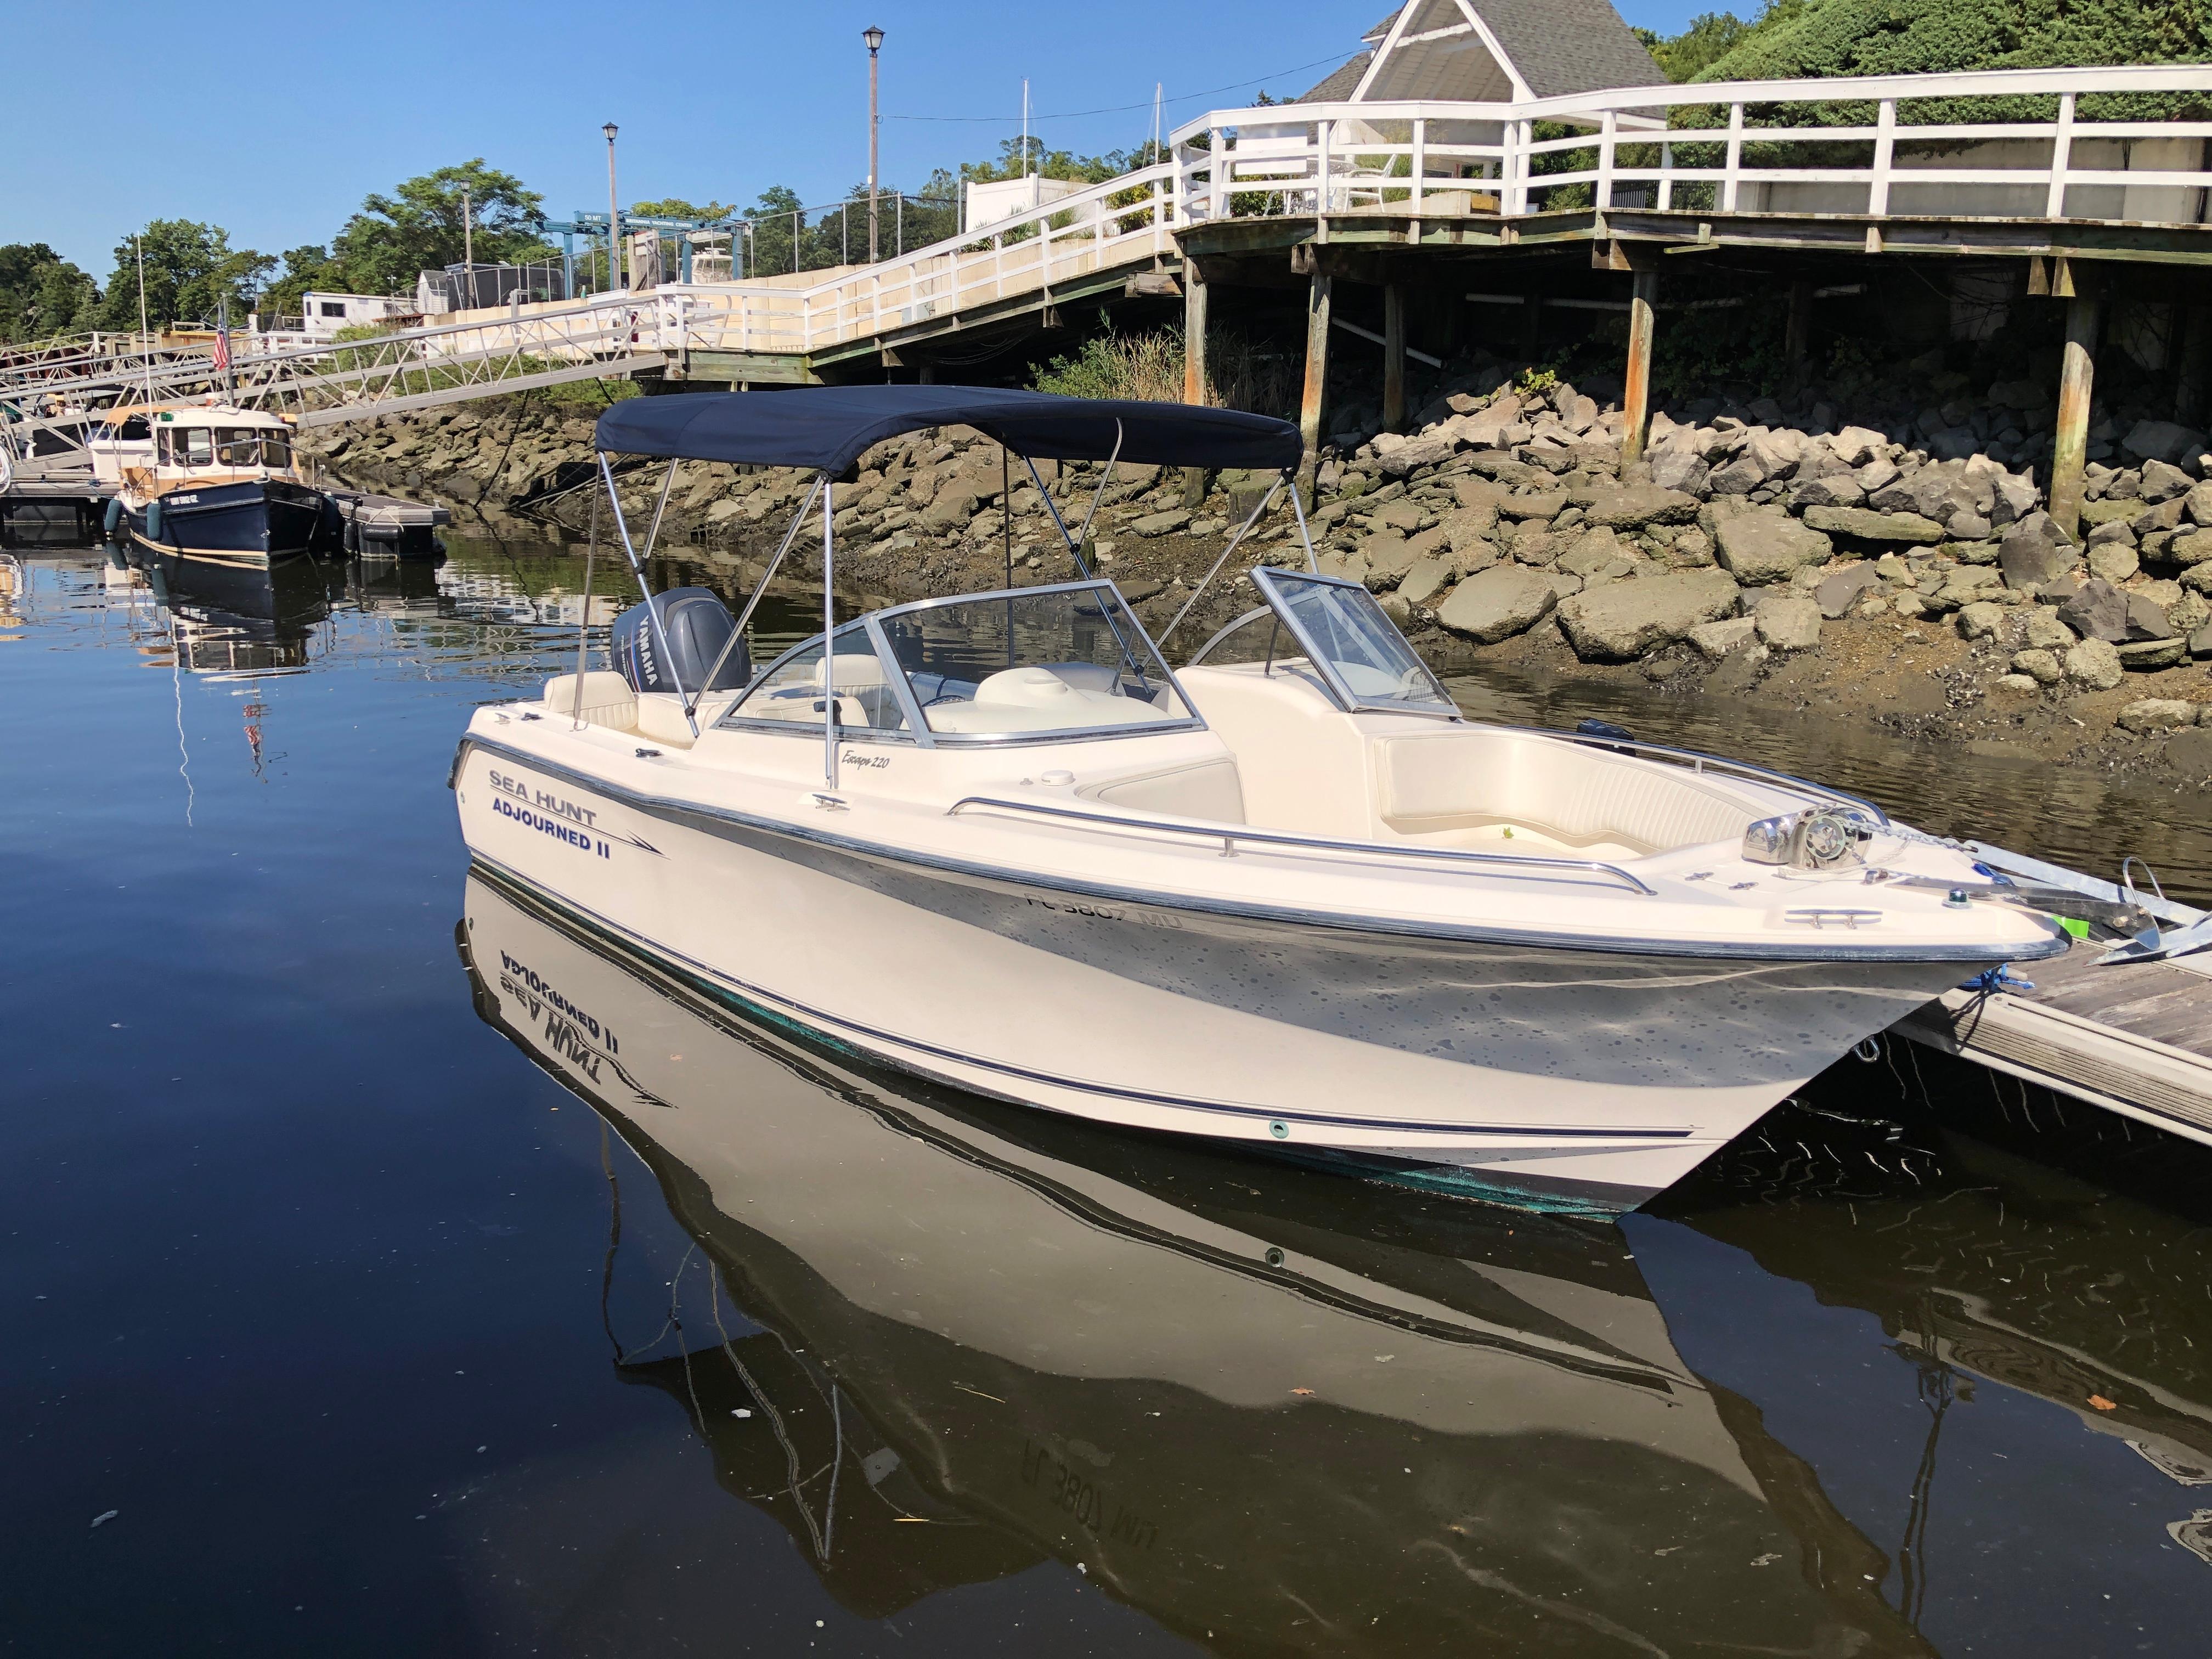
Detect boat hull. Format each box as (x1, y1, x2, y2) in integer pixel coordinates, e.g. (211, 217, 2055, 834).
(454, 737, 1970, 1214)
(127, 478, 326, 569)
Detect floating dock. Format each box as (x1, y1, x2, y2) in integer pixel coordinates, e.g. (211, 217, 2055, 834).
(1897, 850, 2212, 1147)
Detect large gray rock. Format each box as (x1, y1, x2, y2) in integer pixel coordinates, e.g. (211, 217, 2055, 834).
(2126, 591, 2177, 641)
(2064, 636, 2124, 690)
(1755, 595, 1824, 651)
(1558, 527, 1630, 578)
(1577, 483, 1699, 529)
(1999, 514, 2074, 588)
(2118, 698, 2198, 733)
(1500, 489, 1568, 522)
(2057, 577, 2131, 643)
(1991, 472, 2038, 527)
(1790, 473, 1866, 510)
(1555, 568, 1743, 661)
(2121, 420, 2208, 467)
(1372, 500, 1424, 533)
(2087, 542, 2141, 585)
(1647, 443, 1710, 496)
(1128, 507, 1190, 538)
(1815, 563, 1885, 617)
(1801, 505, 1947, 544)
(1827, 426, 1888, 467)
(1689, 615, 1759, 658)
(1359, 532, 1419, 589)
(1375, 431, 1455, 477)
(2011, 647, 2063, 685)
(2141, 459, 2194, 502)
(1713, 509, 1834, 585)
(1436, 565, 1561, 643)
(2166, 528, 2212, 567)
(1439, 504, 1498, 552)
(2183, 481, 2212, 528)
(1955, 600, 2007, 640)
(1400, 556, 1453, 607)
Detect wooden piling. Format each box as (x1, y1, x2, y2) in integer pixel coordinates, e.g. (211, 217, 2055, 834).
(2050, 289, 2102, 541)
(1300, 269, 1334, 462)
(1383, 283, 1407, 432)
(1622, 269, 1658, 464)
(1785, 278, 1814, 383)
(1182, 259, 1210, 507)
(2176, 305, 2211, 427)
(1181, 260, 1209, 407)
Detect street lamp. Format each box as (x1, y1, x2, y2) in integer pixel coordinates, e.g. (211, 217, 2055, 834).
(602, 122, 622, 292)
(863, 27, 884, 263)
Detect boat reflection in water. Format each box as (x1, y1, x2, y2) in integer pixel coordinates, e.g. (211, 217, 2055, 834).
(126, 540, 340, 678)
(459, 867, 1929, 1654)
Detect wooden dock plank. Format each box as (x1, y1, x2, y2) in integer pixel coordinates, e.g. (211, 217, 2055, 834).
(1897, 941, 2212, 1146)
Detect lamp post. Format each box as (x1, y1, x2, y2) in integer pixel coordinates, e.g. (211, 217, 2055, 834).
(863, 26, 884, 263)
(602, 122, 622, 292)
(460, 187, 472, 305)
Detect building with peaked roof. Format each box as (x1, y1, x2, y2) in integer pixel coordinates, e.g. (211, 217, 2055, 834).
(1295, 0, 1664, 109)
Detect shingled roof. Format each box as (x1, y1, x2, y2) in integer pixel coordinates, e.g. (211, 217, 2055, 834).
(1300, 0, 1664, 103)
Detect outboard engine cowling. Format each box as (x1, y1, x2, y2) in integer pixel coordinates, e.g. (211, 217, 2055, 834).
(611, 587, 751, 695)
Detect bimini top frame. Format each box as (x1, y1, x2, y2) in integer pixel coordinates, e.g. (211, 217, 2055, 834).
(588, 386, 1311, 783)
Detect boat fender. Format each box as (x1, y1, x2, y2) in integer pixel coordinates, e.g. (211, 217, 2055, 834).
(102, 496, 125, 534)
(145, 498, 163, 541)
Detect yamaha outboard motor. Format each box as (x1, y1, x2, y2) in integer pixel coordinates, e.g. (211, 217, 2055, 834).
(612, 588, 751, 695)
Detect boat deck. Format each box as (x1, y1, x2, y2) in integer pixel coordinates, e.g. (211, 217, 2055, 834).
(1897, 941, 2212, 1144)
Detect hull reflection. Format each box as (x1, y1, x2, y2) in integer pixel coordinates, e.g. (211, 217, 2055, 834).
(459, 865, 1928, 1655)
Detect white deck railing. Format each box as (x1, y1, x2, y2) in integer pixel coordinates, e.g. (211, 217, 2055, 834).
(1170, 66, 2212, 228)
(671, 163, 1180, 360)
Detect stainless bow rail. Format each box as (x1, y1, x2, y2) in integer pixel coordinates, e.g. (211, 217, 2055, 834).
(1510, 726, 1893, 824)
(945, 794, 1658, 895)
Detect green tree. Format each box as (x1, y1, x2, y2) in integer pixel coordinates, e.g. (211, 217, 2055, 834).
(1649, 11, 1757, 81)
(628, 197, 737, 222)
(262, 243, 345, 317)
(0, 243, 99, 343)
(97, 221, 273, 331)
(326, 160, 552, 295)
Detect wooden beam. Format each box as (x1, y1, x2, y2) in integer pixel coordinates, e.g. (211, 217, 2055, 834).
(1622, 269, 1658, 465)
(1300, 269, 1333, 462)
(2049, 289, 2102, 542)
(1383, 283, 1407, 432)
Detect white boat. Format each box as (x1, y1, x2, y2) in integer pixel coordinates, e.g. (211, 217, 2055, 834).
(451, 386, 2073, 1214)
(455, 866, 1923, 1651)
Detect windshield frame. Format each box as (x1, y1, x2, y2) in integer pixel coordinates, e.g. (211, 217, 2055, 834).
(1248, 566, 1461, 721)
(720, 580, 1208, 750)
(714, 618, 926, 746)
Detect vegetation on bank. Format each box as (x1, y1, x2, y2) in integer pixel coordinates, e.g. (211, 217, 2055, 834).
(1029, 322, 1299, 417)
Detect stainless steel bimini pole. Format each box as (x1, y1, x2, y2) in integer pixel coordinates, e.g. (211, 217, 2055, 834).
(596, 452, 698, 738)
(821, 476, 837, 785)
(684, 473, 825, 722)
(1156, 472, 1285, 652)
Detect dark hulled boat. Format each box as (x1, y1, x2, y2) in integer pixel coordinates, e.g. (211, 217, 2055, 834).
(92, 404, 330, 569)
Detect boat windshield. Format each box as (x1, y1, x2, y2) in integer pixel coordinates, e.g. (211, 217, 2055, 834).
(720, 623, 913, 737)
(873, 582, 1192, 739)
(161, 426, 291, 470)
(1250, 567, 1458, 717)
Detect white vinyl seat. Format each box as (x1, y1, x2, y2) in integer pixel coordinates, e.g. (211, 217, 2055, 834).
(635, 691, 740, 747)
(543, 671, 637, 732)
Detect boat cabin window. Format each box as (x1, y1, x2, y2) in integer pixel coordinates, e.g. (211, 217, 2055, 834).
(719, 623, 914, 738)
(873, 583, 1192, 739)
(161, 425, 290, 470)
(1250, 568, 1458, 718)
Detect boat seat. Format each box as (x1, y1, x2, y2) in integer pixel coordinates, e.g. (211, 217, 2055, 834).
(635, 691, 740, 747)
(543, 671, 637, 732)
(1375, 731, 1763, 856)
(927, 665, 1175, 734)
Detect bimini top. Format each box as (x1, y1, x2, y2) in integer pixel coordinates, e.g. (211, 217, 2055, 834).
(594, 385, 1304, 475)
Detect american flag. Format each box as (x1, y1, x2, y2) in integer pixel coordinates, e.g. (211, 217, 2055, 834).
(212, 326, 230, 373)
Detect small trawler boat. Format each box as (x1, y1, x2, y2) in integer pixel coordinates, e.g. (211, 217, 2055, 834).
(450, 386, 2077, 1213)
(92, 403, 327, 568)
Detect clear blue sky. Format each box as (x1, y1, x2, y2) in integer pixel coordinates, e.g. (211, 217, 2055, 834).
(4, 0, 1721, 282)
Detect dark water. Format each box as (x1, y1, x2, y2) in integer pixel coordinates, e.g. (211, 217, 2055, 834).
(7, 538, 2212, 1656)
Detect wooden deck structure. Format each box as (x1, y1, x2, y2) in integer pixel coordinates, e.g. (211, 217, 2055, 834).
(1901, 942, 2212, 1147)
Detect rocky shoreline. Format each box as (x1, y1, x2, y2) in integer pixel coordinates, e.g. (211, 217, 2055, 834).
(300, 379, 2212, 783)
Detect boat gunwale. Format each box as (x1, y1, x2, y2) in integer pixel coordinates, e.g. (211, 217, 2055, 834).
(454, 728, 2072, 966)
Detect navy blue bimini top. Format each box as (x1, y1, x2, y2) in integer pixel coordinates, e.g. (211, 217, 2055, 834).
(595, 384, 1302, 474)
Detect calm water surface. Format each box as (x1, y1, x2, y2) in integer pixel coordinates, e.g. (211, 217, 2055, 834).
(6, 538, 2212, 1656)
